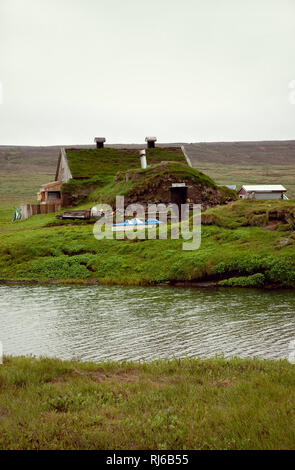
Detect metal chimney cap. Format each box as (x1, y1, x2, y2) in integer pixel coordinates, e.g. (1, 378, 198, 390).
(145, 136, 157, 142)
(94, 137, 106, 143)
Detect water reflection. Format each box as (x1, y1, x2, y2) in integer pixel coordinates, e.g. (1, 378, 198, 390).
(0, 285, 295, 362)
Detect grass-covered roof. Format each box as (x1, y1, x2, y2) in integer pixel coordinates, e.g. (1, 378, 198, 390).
(65, 147, 186, 183)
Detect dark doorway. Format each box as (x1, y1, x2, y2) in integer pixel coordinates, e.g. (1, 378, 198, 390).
(170, 184, 188, 207)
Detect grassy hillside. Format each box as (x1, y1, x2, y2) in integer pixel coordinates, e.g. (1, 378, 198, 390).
(87, 161, 236, 207)
(202, 199, 295, 229)
(186, 140, 295, 199)
(1, 199, 295, 287)
(1, 355, 295, 450)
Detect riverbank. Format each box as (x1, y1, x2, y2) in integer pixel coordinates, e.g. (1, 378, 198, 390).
(0, 356, 294, 449)
(0, 278, 291, 289)
(1, 200, 295, 288)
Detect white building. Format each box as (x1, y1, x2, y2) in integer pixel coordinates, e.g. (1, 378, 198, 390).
(238, 185, 287, 200)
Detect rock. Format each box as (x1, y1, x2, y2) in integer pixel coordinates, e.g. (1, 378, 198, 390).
(279, 239, 290, 246)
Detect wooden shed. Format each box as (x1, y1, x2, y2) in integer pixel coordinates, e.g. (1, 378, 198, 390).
(37, 181, 62, 206)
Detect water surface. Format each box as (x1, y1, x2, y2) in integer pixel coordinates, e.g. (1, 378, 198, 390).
(1, 285, 295, 362)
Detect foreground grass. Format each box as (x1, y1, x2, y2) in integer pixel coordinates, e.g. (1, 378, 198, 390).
(0, 356, 295, 450)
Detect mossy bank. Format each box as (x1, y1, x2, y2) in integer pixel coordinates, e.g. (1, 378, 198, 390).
(1, 199, 295, 288)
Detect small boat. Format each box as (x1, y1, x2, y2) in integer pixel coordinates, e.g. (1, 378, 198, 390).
(112, 218, 161, 232)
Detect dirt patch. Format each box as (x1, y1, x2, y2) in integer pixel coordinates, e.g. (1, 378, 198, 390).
(71, 368, 181, 386)
(45, 221, 94, 227)
(213, 379, 233, 388)
(72, 368, 141, 384)
(0, 407, 9, 418)
(170, 280, 218, 288)
(262, 221, 282, 231)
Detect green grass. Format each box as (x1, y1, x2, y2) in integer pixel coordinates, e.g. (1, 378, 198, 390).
(121, 161, 216, 186)
(202, 199, 295, 229)
(0, 355, 295, 450)
(1, 199, 295, 287)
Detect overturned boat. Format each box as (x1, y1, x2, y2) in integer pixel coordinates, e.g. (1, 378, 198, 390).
(112, 218, 161, 232)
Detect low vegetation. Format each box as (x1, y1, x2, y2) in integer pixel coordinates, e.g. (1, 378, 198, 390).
(0, 355, 295, 450)
(202, 199, 295, 230)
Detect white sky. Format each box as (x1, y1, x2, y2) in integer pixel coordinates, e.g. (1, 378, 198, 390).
(0, 0, 295, 145)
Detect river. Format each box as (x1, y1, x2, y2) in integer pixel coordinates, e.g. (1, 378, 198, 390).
(1, 285, 295, 362)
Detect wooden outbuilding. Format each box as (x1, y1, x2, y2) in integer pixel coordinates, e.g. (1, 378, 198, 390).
(37, 181, 62, 206)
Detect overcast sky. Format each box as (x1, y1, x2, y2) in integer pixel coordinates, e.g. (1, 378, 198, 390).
(0, 0, 295, 145)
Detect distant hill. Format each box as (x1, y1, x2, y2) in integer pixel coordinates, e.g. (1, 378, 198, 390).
(185, 140, 295, 199)
(185, 141, 295, 165)
(1, 140, 295, 203)
(0, 146, 60, 203)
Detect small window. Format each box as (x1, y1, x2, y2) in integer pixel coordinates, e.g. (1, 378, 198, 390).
(48, 191, 61, 200)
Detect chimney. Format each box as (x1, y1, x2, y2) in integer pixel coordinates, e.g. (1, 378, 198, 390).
(145, 136, 157, 148)
(94, 137, 106, 149)
(139, 149, 147, 169)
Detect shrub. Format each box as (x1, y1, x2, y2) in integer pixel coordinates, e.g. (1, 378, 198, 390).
(17, 256, 91, 280)
(266, 259, 295, 286)
(219, 273, 265, 287)
(248, 214, 268, 227)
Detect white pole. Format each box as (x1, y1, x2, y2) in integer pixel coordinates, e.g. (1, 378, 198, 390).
(139, 150, 147, 169)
